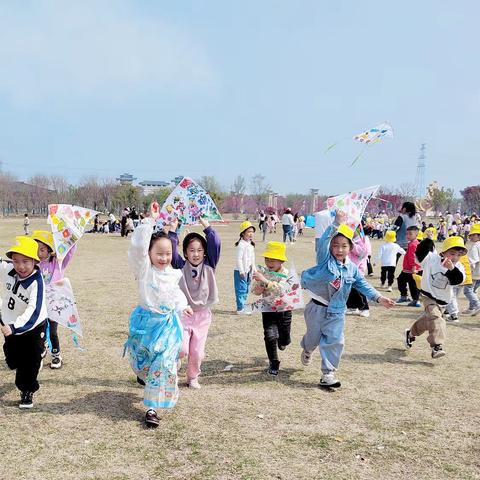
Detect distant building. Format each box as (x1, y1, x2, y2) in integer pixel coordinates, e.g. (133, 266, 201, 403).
(116, 173, 137, 185)
(139, 180, 170, 196)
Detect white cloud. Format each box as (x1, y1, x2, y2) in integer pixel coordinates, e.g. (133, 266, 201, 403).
(0, 0, 216, 106)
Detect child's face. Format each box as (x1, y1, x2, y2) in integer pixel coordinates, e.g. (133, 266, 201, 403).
(406, 230, 418, 242)
(36, 242, 51, 261)
(11, 253, 35, 278)
(185, 239, 205, 267)
(330, 235, 351, 262)
(443, 249, 463, 264)
(149, 237, 172, 270)
(242, 228, 255, 242)
(469, 233, 480, 242)
(264, 257, 283, 272)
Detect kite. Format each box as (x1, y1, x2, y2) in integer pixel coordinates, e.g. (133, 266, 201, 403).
(158, 177, 223, 227)
(326, 185, 379, 230)
(48, 204, 99, 262)
(324, 121, 394, 166)
(245, 265, 304, 314)
(46, 278, 84, 348)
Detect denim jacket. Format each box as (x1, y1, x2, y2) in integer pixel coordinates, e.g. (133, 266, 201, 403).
(301, 224, 380, 314)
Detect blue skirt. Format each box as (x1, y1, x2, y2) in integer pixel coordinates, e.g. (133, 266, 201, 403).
(124, 306, 183, 409)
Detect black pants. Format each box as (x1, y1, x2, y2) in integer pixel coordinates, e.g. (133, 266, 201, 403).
(346, 288, 369, 311)
(381, 266, 396, 286)
(48, 320, 60, 354)
(397, 271, 419, 301)
(262, 311, 292, 368)
(367, 256, 373, 275)
(3, 321, 46, 393)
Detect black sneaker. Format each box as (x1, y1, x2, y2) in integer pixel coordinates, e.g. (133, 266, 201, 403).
(19, 391, 34, 409)
(446, 314, 459, 323)
(145, 409, 160, 428)
(404, 329, 415, 349)
(267, 367, 279, 376)
(136, 376, 146, 386)
(431, 344, 446, 359)
(50, 355, 63, 369)
(278, 344, 287, 351)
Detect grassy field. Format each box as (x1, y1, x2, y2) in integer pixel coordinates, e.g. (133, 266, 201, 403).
(0, 217, 479, 480)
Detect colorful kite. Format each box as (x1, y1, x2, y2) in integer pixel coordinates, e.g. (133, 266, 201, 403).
(326, 185, 379, 230)
(46, 278, 84, 348)
(245, 265, 304, 314)
(158, 177, 223, 227)
(325, 121, 394, 166)
(48, 204, 99, 262)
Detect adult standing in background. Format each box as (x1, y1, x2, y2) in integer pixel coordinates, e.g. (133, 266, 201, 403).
(281, 208, 295, 243)
(394, 202, 418, 250)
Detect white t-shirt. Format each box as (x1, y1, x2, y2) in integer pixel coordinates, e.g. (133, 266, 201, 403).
(468, 241, 480, 280)
(378, 242, 406, 267)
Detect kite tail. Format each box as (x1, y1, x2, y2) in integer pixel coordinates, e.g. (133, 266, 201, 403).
(72, 333, 86, 351)
(324, 143, 337, 154)
(350, 145, 369, 167)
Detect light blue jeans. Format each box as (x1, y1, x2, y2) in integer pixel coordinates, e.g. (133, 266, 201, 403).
(301, 300, 345, 374)
(464, 280, 480, 310)
(234, 270, 251, 311)
(445, 286, 460, 315)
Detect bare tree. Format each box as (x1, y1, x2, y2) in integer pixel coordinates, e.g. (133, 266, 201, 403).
(397, 182, 416, 201)
(250, 174, 271, 210)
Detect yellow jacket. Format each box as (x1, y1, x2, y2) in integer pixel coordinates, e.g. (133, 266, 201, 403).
(460, 254, 472, 285)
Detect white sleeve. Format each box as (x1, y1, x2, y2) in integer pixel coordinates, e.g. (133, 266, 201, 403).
(396, 245, 406, 256)
(251, 246, 257, 272)
(175, 288, 189, 313)
(0, 260, 11, 284)
(468, 244, 480, 267)
(235, 243, 245, 274)
(128, 219, 154, 279)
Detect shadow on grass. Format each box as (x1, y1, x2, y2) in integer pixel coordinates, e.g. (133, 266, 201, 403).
(41, 376, 133, 389)
(448, 322, 480, 330)
(39, 390, 142, 420)
(343, 348, 434, 367)
(197, 357, 321, 390)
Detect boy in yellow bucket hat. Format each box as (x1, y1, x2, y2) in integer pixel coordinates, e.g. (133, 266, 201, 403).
(464, 223, 480, 315)
(404, 236, 467, 358)
(252, 241, 294, 376)
(1, 236, 48, 409)
(300, 211, 395, 388)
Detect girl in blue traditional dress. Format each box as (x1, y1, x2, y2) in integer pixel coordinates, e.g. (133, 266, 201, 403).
(124, 213, 192, 428)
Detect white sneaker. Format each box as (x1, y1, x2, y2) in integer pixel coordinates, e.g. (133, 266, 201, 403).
(300, 349, 312, 366)
(462, 308, 474, 315)
(345, 308, 359, 315)
(358, 310, 370, 318)
(236, 309, 252, 316)
(470, 307, 480, 316)
(386, 286, 393, 292)
(188, 378, 201, 389)
(319, 372, 341, 388)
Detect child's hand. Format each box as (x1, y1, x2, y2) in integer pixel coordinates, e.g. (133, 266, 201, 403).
(252, 283, 265, 295)
(150, 200, 160, 220)
(169, 217, 179, 232)
(252, 271, 267, 284)
(378, 296, 395, 309)
(442, 258, 455, 270)
(335, 210, 347, 224)
(199, 217, 210, 229)
(1, 324, 12, 336)
(183, 307, 194, 317)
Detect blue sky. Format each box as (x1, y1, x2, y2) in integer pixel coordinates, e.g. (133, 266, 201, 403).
(0, 1, 478, 196)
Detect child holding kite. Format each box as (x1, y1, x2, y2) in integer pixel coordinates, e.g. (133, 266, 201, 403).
(404, 236, 466, 358)
(300, 211, 394, 388)
(124, 211, 193, 428)
(167, 217, 221, 390)
(251, 242, 298, 376)
(32, 230, 76, 369)
(1, 236, 48, 409)
(234, 221, 256, 314)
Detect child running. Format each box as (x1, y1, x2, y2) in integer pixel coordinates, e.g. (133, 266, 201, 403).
(32, 230, 76, 369)
(1, 236, 48, 409)
(168, 217, 221, 390)
(234, 221, 256, 314)
(124, 212, 193, 428)
(300, 211, 394, 388)
(378, 230, 405, 292)
(464, 224, 480, 315)
(252, 241, 294, 376)
(404, 236, 466, 358)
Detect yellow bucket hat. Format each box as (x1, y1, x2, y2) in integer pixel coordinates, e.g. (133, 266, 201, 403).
(417, 231, 424, 241)
(441, 236, 467, 256)
(384, 230, 396, 243)
(336, 224, 354, 241)
(32, 230, 54, 251)
(261, 241, 287, 262)
(413, 273, 422, 290)
(469, 224, 480, 236)
(6, 236, 40, 261)
(239, 220, 255, 234)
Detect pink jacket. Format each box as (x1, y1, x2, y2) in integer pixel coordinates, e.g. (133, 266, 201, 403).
(38, 245, 77, 284)
(349, 235, 371, 275)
